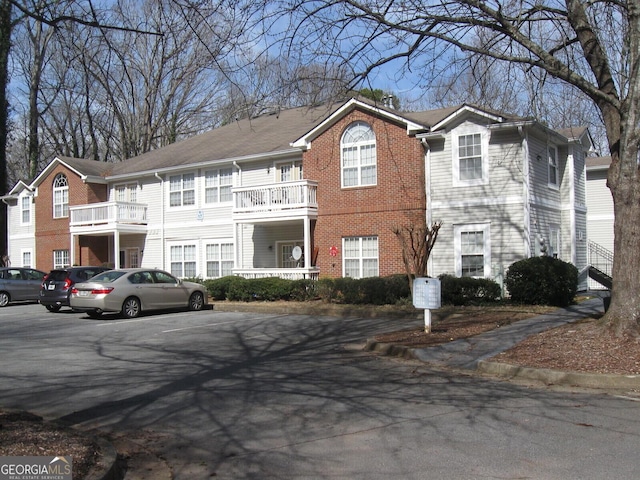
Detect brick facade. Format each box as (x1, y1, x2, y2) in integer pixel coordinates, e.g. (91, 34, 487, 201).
(304, 108, 426, 278)
(34, 165, 109, 270)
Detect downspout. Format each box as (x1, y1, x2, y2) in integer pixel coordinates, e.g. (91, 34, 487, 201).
(232, 162, 242, 272)
(519, 126, 532, 258)
(155, 172, 165, 269)
(421, 138, 433, 274)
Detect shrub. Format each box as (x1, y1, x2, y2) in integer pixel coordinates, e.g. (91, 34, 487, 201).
(505, 256, 578, 307)
(204, 275, 244, 300)
(289, 279, 318, 301)
(227, 277, 292, 301)
(439, 274, 502, 305)
(316, 278, 337, 302)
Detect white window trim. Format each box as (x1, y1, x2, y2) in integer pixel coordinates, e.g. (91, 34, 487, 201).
(21, 249, 33, 268)
(548, 145, 559, 189)
(454, 223, 491, 278)
(340, 122, 378, 189)
(168, 242, 198, 278)
(342, 236, 379, 278)
(20, 195, 32, 226)
(53, 249, 70, 269)
(548, 225, 561, 259)
(452, 127, 489, 187)
(169, 173, 196, 209)
(204, 239, 234, 279)
(204, 168, 233, 205)
(53, 174, 69, 219)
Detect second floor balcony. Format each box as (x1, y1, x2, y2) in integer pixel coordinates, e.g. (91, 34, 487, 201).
(233, 180, 318, 221)
(70, 201, 148, 232)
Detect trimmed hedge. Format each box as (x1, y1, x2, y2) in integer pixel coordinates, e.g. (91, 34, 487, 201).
(438, 274, 502, 306)
(204, 274, 411, 305)
(505, 256, 578, 307)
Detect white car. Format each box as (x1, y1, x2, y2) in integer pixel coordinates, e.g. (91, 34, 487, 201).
(70, 268, 207, 319)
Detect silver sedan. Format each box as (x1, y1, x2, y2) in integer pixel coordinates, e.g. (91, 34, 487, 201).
(70, 268, 207, 319)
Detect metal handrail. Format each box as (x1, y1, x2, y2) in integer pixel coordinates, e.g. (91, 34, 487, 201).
(588, 240, 613, 278)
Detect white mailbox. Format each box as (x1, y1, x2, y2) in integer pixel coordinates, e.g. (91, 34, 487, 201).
(412, 277, 441, 309)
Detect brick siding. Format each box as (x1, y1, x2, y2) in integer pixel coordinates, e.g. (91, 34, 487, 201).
(34, 165, 109, 270)
(304, 108, 426, 278)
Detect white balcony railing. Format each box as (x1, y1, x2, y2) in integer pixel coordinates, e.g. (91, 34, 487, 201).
(70, 201, 148, 227)
(233, 180, 318, 215)
(233, 268, 320, 281)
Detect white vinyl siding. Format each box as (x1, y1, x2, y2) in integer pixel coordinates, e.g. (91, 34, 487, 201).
(343, 236, 378, 278)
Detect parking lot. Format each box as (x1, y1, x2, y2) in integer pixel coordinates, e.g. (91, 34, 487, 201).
(2, 303, 640, 479)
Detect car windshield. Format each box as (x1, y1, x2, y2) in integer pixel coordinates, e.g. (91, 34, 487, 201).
(90, 271, 127, 283)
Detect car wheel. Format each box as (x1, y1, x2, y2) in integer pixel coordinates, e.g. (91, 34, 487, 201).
(87, 310, 103, 319)
(189, 291, 204, 311)
(45, 305, 61, 313)
(121, 297, 141, 319)
(0, 292, 9, 307)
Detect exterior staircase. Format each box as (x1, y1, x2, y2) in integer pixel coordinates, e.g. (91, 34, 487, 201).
(587, 241, 613, 290)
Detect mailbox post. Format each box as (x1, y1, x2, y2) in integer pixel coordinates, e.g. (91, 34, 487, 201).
(412, 277, 442, 333)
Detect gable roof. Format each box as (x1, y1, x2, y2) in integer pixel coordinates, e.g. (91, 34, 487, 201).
(109, 102, 344, 177)
(586, 155, 611, 171)
(20, 98, 592, 188)
(30, 156, 111, 188)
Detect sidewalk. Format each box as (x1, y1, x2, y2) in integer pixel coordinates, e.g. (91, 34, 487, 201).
(366, 298, 640, 390)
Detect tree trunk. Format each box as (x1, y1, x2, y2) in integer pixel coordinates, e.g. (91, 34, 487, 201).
(603, 103, 640, 335)
(0, 0, 11, 262)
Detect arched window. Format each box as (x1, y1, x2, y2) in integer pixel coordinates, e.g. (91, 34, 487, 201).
(341, 121, 377, 187)
(53, 173, 69, 218)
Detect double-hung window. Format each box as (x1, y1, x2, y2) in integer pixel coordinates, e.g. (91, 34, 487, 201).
(22, 250, 32, 268)
(343, 236, 378, 278)
(53, 174, 69, 218)
(169, 173, 195, 207)
(548, 146, 559, 188)
(205, 242, 234, 278)
(53, 250, 70, 269)
(170, 244, 197, 277)
(455, 224, 490, 278)
(453, 130, 487, 186)
(341, 122, 377, 188)
(20, 196, 31, 225)
(205, 168, 233, 204)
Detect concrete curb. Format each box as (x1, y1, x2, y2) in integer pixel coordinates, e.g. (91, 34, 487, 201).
(363, 339, 417, 360)
(364, 339, 640, 391)
(86, 435, 121, 480)
(477, 360, 640, 390)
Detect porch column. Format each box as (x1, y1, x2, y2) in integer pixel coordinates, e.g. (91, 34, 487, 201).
(70, 233, 76, 267)
(114, 231, 120, 269)
(303, 218, 311, 269)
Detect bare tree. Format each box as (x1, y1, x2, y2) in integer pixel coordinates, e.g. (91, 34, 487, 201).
(264, 0, 640, 335)
(393, 221, 442, 295)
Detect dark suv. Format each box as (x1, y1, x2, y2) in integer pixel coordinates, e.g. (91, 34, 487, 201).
(40, 266, 111, 312)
